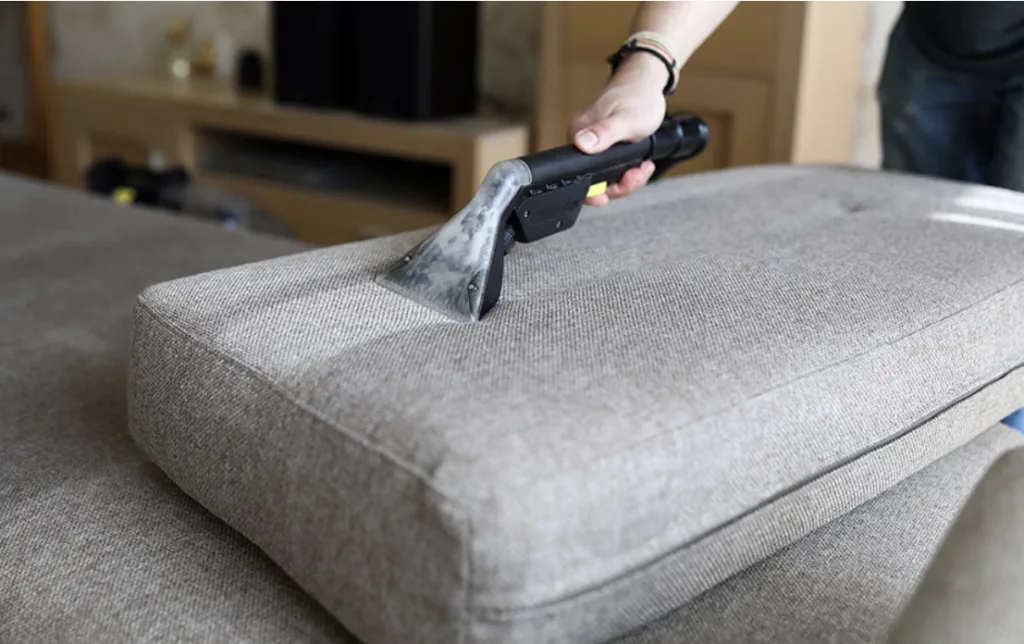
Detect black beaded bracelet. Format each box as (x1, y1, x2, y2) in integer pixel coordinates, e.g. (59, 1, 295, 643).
(607, 37, 679, 96)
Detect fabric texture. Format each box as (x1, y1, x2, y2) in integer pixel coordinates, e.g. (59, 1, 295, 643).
(0, 173, 354, 643)
(885, 444, 1024, 644)
(129, 164, 1024, 644)
(616, 423, 1024, 644)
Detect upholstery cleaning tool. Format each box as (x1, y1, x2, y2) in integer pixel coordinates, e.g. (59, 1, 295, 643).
(376, 113, 710, 322)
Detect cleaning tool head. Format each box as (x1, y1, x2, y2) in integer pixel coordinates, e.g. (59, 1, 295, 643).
(376, 113, 710, 322)
(375, 159, 532, 322)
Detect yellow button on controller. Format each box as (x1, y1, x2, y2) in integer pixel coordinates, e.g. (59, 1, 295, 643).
(587, 181, 608, 198)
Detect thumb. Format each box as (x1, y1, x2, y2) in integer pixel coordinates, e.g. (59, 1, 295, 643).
(573, 110, 642, 155)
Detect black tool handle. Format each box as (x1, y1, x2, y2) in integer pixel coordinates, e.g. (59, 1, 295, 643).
(478, 113, 710, 322)
(520, 113, 709, 189)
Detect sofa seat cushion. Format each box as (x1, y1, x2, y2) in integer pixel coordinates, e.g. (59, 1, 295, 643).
(885, 439, 1024, 644)
(128, 164, 1024, 644)
(616, 423, 1024, 644)
(0, 172, 351, 643)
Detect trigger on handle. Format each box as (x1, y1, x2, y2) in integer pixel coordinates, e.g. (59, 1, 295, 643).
(587, 182, 608, 198)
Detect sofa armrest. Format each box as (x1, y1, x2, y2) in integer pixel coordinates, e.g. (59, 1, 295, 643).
(887, 444, 1024, 643)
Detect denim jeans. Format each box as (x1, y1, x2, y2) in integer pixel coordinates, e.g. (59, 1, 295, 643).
(877, 15, 1024, 192)
(878, 16, 1024, 431)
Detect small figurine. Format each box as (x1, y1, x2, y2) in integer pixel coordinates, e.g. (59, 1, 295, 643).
(165, 19, 192, 80)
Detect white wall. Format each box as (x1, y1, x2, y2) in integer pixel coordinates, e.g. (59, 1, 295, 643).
(45, 1, 542, 118)
(478, 1, 540, 116)
(849, 1, 902, 169)
(48, 2, 270, 82)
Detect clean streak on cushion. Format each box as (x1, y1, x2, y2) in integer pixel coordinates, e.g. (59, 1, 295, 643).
(129, 164, 1024, 644)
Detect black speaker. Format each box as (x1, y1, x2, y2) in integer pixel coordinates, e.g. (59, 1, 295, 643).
(351, 2, 479, 120)
(236, 49, 265, 94)
(271, 1, 479, 121)
(270, 2, 357, 110)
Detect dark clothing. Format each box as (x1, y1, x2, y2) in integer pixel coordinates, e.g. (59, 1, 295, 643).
(880, 3, 1024, 427)
(877, 13, 1024, 192)
(903, 2, 1024, 74)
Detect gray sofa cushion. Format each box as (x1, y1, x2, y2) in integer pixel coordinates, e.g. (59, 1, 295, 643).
(0, 173, 351, 643)
(885, 443, 1024, 644)
(128, 164, 1024, 644)
(618, 423, 1024, 644)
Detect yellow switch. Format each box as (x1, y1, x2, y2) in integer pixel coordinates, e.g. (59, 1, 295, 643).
(587, 181, 608, 198)
(112, 186, 136, 205)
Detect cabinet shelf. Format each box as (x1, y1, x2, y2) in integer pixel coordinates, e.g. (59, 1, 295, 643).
(199, 171, 447, 246)
(51, 77, 530, 245)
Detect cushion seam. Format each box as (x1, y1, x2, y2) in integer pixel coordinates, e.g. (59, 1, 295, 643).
(476, 360, 1024, 621)
(133, 297, 473, 644)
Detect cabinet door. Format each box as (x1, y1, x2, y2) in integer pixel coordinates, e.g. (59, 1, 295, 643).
(536, 1, 780, 170)
(563, 62, 768, 176)
(560, 1, 787, 78)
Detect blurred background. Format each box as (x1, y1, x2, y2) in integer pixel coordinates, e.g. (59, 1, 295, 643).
(0, 1, 900, 245)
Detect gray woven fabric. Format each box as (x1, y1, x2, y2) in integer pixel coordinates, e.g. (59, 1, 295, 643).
(0, 173, 353, 642)
(9, 169, 1024, 644)
(886, 444, 1024, 644)
(616, 423, 1024, 644)
(129, 164, 1024, 644)
(130, 164, 1024, 644)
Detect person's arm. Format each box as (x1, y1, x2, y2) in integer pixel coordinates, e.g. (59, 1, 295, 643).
(571, 1, 739, 205)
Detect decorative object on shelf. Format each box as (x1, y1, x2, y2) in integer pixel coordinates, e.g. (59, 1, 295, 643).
(164, 19, 193, 80)
(236, 49, 264, 94)
(191, 40, 216, 78)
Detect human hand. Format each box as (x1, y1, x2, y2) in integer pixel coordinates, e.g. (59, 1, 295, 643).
(569, 53, 669, 206)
